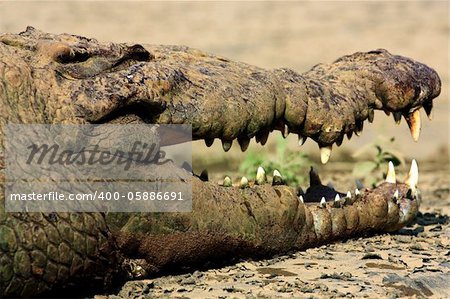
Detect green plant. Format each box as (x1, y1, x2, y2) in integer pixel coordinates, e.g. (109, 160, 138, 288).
(239, 135, 313, 186)
(352, 136, 405, 187)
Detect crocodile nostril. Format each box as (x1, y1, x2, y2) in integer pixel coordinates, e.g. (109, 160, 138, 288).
(36, 41, 75, 63)
(52, 44, 73, 63)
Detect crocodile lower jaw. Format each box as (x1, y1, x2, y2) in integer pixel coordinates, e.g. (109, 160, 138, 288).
(114, 160, 421, 280)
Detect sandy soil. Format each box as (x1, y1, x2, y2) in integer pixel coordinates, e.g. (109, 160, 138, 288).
(0, 2, 449, 298)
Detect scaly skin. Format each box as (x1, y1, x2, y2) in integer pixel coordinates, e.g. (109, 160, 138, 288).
(0, 27, 441, 297)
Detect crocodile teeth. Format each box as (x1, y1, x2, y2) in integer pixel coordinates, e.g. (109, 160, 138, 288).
(333, 194, 341, 208)
(368, 108, 375, 123)
(222, 140, 233, 152)
(240, 176, 249, 188)
(393, 189, 399, 201)
(299, 195, 304, 203)
(238, 136, 250, 152)
(205, 138, 214, 147)
(385, 161, 396, 183)
(346, 130, 353, 140)
(336, 134, 344, 146)
(355, 189, 360, 196)
(272, 169, 284, 186)
(405, 159, 419, 191)
(320, 197, 326, 208)
(223, 176, 232, 187)
(298, 136, 307, 146)
(297, 186, 305, 197)
(393, 112, 402, 124)
(320, 145, 332, 164)
(346, 191, 352, 199)
(424, 101, 433, 120)
(282, 125, 289, 138)
(355, 121, 363, 136)
(256, 131, 269, 145)
(255, 166, 267, 185)
(405, 110, 421, 142)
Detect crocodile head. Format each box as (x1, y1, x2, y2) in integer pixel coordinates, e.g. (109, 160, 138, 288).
(0, 27, 441, 296)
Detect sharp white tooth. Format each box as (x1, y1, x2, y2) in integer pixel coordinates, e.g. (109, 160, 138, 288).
(334, 194, 341, 207)
(298, 136, 306, 146)
(282, 125, 289, 138)
(320, 197, 326, 208)
(222, 140, 232, 152)
(256, 166, 267, 185)
(385, 161, 396, 183)
(223, 176, 232, 187)
(346, 191, 352, 198)
(205, 138, 214, 147)
(272, 169, 284, 186)
(405, 159, 419, 190)
(299, 195, 304, 203)
(240, 176, 249, 188)
(355, 189, 360, 196)
(405, 110, 421, 142)
(334, 194, 340, 202)
(393, 189, 399, 200)
(393, 112, 402, 124)
(320, 146, 332, 164)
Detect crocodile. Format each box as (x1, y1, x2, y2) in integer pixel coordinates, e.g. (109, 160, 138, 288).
(0, 27, 441, 297)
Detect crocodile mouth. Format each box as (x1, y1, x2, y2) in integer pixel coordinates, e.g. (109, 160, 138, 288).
(98, 91, 428, 206)
(94, 96, 426, 224)
(51, 30, 437, 240)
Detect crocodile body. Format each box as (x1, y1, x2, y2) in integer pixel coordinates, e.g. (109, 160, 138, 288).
(0, 27, 441, 297)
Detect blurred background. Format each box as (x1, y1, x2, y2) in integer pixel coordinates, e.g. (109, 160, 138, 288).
(0, 1, 448, 182)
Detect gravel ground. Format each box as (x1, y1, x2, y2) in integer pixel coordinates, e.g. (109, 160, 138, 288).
(95, 163, 450, 299)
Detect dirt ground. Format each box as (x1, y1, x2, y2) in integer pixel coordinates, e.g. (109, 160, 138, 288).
(0, 2, 449, 298)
